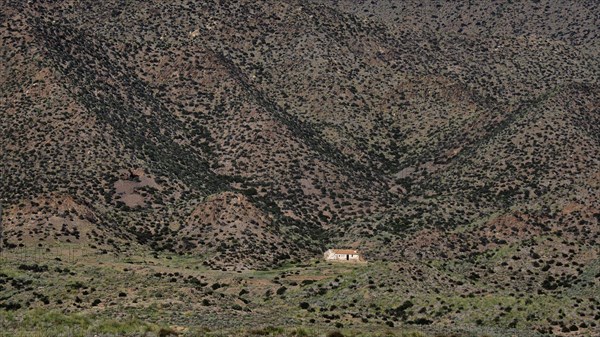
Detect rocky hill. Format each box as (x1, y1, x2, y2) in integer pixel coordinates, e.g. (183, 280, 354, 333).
(1, 0, 599, 334)
(2, 0, 598, 266)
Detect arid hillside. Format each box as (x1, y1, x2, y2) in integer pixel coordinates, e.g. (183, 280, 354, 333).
(2, 0, 598, 266)
(1, 0, 599, 334)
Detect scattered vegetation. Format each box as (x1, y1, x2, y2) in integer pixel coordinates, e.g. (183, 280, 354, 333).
(1, 0, 598, 336)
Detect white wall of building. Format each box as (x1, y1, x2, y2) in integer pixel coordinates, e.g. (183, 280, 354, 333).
(324, 249, 361, 261)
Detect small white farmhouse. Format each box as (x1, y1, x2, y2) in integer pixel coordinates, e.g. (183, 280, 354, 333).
(323, 249, 362, 262)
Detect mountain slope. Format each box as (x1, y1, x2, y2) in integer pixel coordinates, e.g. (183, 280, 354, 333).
(1, 0, 598, 287)
(1, 0, 600, 334)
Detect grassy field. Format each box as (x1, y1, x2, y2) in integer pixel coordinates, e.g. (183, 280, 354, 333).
(0, 244, 596, 336)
